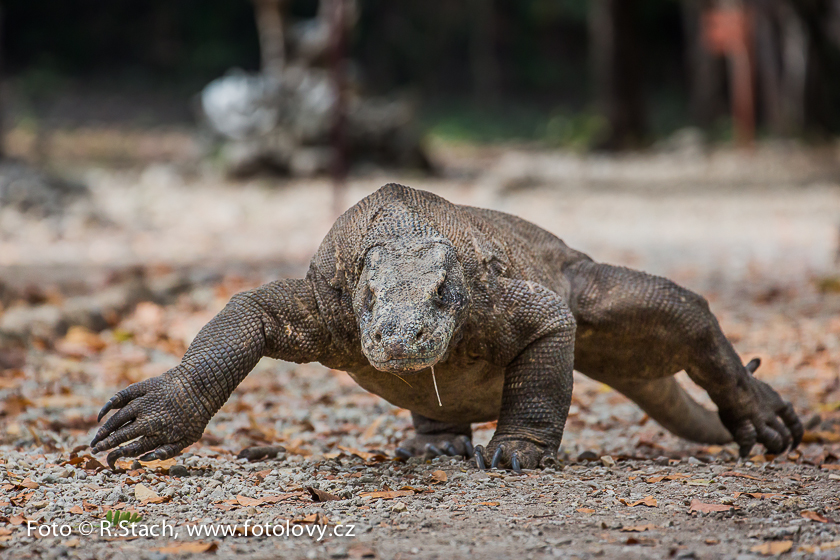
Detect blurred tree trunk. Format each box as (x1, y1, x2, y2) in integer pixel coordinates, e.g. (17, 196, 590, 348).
(589, 0, 645, 149)
(470, 0, 500, 106)
(753, 0, 832, 136)
(682, 0, 728, 127)
(253, 0, 285, 79)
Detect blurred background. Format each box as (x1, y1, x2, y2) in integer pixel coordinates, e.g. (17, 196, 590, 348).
(1, 0, 840, 465)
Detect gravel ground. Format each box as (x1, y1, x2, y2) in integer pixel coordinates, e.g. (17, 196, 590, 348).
(2, 146, 840, 559)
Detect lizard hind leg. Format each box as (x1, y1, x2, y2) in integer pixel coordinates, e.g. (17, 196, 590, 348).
(610, 376, 732, 444)
(566, 260, 802, 457)
(395, 412, 474, 460)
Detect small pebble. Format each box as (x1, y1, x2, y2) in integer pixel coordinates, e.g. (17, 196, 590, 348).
(169, 465, 189, 477)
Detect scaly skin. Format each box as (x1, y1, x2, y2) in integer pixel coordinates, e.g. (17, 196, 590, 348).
(92, 184, 802, 471)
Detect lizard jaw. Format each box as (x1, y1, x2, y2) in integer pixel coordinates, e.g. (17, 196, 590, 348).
(367, 355, 442, 374)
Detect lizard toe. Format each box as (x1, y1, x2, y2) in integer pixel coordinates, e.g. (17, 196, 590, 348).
(474, 445, 487, 470)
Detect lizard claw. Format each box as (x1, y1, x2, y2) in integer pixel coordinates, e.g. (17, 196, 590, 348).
(457, 435, 474, 459)
(480, 438, 555, 471)
(92, 371, 208, 469)
(424, 443, 443, 457)
(511, 452, 522, 474)
(442, 442, 459, 456)
(474, 445, 487, 470)
(397, 433, 476, 461)
(394, 447, 413, 460)
(491, 447, 503, 469)
(718, 363, 803, 458)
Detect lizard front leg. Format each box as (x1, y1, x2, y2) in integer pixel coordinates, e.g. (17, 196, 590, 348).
(474, 279, 576, 472)
(91, 279, 330, 468)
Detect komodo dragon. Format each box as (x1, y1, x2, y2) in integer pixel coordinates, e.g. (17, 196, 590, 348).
(92, 184, 802, 471)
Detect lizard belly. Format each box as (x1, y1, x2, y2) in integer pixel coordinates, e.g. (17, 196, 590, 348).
(343, 359, 505, 424)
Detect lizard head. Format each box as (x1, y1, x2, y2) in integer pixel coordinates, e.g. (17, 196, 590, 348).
(354, 240, 469, 374)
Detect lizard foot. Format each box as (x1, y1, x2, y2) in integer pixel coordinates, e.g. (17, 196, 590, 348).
(474, 438, 556, 473)
(91, 372, 209, 469)
(394, 434, 474, 460)
(718, 359, 803, 458)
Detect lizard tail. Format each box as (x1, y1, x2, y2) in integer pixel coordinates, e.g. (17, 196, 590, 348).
(614, 376, 733, 444)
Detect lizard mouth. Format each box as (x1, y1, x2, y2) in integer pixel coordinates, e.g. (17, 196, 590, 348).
(368, 355, 442, 374)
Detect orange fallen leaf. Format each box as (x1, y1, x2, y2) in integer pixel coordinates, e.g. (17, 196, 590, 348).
(307, 487, 341, 502)
(83, 457, 106, 471)
(803, 431, 840, 444)
(235, 495, 264, 507)
(750, 541, 792, 555)
(747, 493, 783, 500)
(621, 524, 657, 532)
(337, 446, 387, 462)
(820, 464, 840, 471)
(689, 500, 733, 513)
(624, 496, 657, 508)
(801, 511, 830, 523)
(477, 502, 500, 507)
(155, 541, 218, 554)
(430, 470, 447, 484)
(359, 490, 413, 500)
(134, 484, 159, 502)
(718, 471, 761, 480)
(68, 505, 84, 515)
(292, 513, 329, 525)
(19, 478, 38, 490)
(576, 508, 596, 514)
(645, 473, 689, 483)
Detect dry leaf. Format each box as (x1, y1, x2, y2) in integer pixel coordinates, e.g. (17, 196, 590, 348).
(235, 495, 264, 507)
(477, 502, 500, 507)
(292, 513, 329, 525)
(801, 510, 830, 523)
(803, 431, 840, 444)
(359, 490, 414, 500)
(19, 478, 38, 489)
(624, 496, 657, 508)
(156, 541, 219, 554)
(83, 457, 106, 471)
(360, 414, 386, 442)
(820, 464, 840, 471)
(138, 458, 177, 472)
(68, 505, 84, 515)
(645, 473, 689, 483)
(750, 541, 793, 555)
(430, 470, 447, 484)
(689, 500, 733, 513)
(307, 487, 341, 502)
(55, 326, 106, 358)
(576, 508, 596, 514)
(718, 471, 761, 480)
(621, 524, 657, 532)
(336, 446, 387, 462)
(134, 484, 159, 502)
(747, 493, 783, 500)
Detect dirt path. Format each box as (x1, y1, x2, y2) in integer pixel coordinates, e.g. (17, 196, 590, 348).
(2, 147, 840, 559)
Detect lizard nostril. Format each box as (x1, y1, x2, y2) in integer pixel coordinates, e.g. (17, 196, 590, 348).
(374, 332, 382, 343)
(415, 328, 424, 340)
